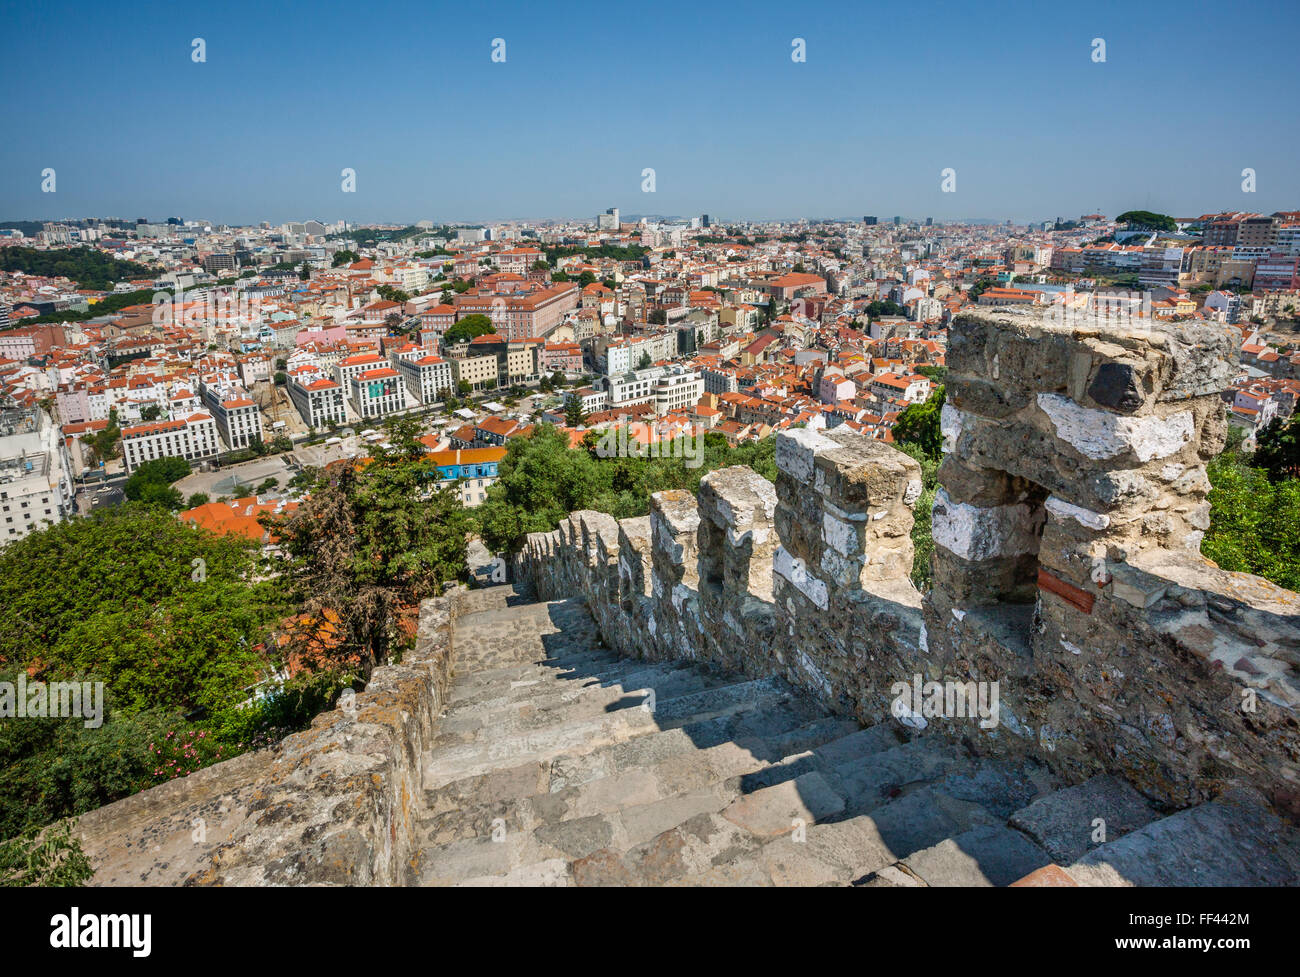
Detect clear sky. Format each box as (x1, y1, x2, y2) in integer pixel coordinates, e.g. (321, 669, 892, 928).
(2, 0, 1298, 226)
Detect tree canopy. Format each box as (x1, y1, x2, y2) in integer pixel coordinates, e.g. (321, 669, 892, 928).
(444, 314, 495, 345)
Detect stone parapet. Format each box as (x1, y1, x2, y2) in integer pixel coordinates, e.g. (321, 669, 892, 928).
(76, 595, 458, 885)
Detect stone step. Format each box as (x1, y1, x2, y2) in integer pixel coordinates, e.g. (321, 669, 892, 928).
(553, 736, 979, 886)
(1064, 788, 1300, 886)
(1008, 774, 1160, 865)
(419, 715, 864, 850)
(681, 785, 997, 886)
(423, 676, 798, 790)
(441, 660, 733, 729)
(418, 782, 741, 885)
(453, 585, 535, 615)
(893, 824, 1054, 887)
(446, 652, 639, 703)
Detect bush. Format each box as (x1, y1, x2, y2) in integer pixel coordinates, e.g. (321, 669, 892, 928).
(0, 819, 93, 887)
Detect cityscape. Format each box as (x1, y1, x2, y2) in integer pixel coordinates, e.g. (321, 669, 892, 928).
(1, 0, 1298, 935)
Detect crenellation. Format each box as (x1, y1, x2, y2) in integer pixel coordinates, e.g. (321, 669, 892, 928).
(516, 307, 1300, 811)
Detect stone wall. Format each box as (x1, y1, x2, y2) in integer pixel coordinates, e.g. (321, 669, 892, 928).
(516, 308, 1300, 811)
(75, 594, 459, 885)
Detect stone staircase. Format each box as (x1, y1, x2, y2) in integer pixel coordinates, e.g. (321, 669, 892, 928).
(414, 586, 1300, 886)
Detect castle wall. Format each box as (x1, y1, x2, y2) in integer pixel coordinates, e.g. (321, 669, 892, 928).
(518, 309, 1300, 809)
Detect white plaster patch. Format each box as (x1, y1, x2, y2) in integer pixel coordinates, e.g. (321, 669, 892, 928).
(822, 511, 862, 557)
(1160, 463, 1185, 482)
(1045, 495, 1111, 531)
(775, 427, 837, 483)
(1060, 639, 1082, 656)
(796, 649, 833, 700)
(774, 545, 829, 610)
(1037, 393, 1193, 463)
(918, 622, 929, 653)
(726, 527, 753, 548)
(940, 403, 966, 455)
(951, 608, 966, 622)
(931, 488, 1044, 562)
(904, 478, 923, 507)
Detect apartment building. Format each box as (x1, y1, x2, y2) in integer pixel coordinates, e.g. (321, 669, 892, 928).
(427, 446, 507, 507)
(0, 408, 73, 547)
(870, 372, 932, 405)
(652, 368, 705, 417)
(540, 342, 583, 374)
(600, 332, 675, 375)
(286, 366, 347, 428)
(450, 353, 499, 392)
(1138, 248, 1185, 288)
(1253, 253, 1300, 292)
(453, 282, 579, 341)
(607, 366, 667, 410)
(199, 379, 264, 450)
(336, 352, 388, 390)
(120, 413, 221, 472)
(396, 353, 454, 404)
(350, 367, 405, 419)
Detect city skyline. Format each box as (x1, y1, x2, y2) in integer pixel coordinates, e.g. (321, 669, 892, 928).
(3, 0, 1299, 224)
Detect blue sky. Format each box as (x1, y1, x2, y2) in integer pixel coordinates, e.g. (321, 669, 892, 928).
(2, 0, 1298, 225)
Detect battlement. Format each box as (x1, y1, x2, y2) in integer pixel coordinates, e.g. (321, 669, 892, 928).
(518, 308, 1300, 809)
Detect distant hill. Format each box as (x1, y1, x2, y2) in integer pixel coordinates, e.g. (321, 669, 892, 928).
(0, 220, 49, 236)
(0, 246, 159, 290)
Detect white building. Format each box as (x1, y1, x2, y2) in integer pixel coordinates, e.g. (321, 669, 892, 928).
(286, 366, 347, 428)
(0, 408, 73, 547)
(350, 367, 405, 419)
(652, 368, 704, 416)
(396, 353, 454, 405)
(120, 413, 221, 473)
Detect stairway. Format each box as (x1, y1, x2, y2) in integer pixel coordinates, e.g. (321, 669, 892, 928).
(413, 586, 1300, 886)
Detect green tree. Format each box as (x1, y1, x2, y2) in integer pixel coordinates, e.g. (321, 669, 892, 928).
(444, 314, 496, 345)
(187, 492, 210, 508)
(891, 387, 946, 458)
(123, 457, 191, 508)
(332, 250, 360, 267)
(1115, 210, 1177, 233)
(1252, 415, 1300, 483)
(564, 396, 587, 428)
(83, 408, 121, 465)
(264, 417, 468, 679)
(1203, 448, 1300, 590)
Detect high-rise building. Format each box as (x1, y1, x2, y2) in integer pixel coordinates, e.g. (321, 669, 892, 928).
(893, 216, 901, 226)
(701, 215, 711, 228)
(864, 216, 877, 226)
(926, 217, 933, 227)
(597, 207, 620, 231)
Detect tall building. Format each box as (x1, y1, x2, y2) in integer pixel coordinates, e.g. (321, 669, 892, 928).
(597, 207, 620, 231)
(893, 216, 901, 226)
(0, 408, 73, 547)
(701, 214, 711, 228)
(863, 216, 877, 226)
